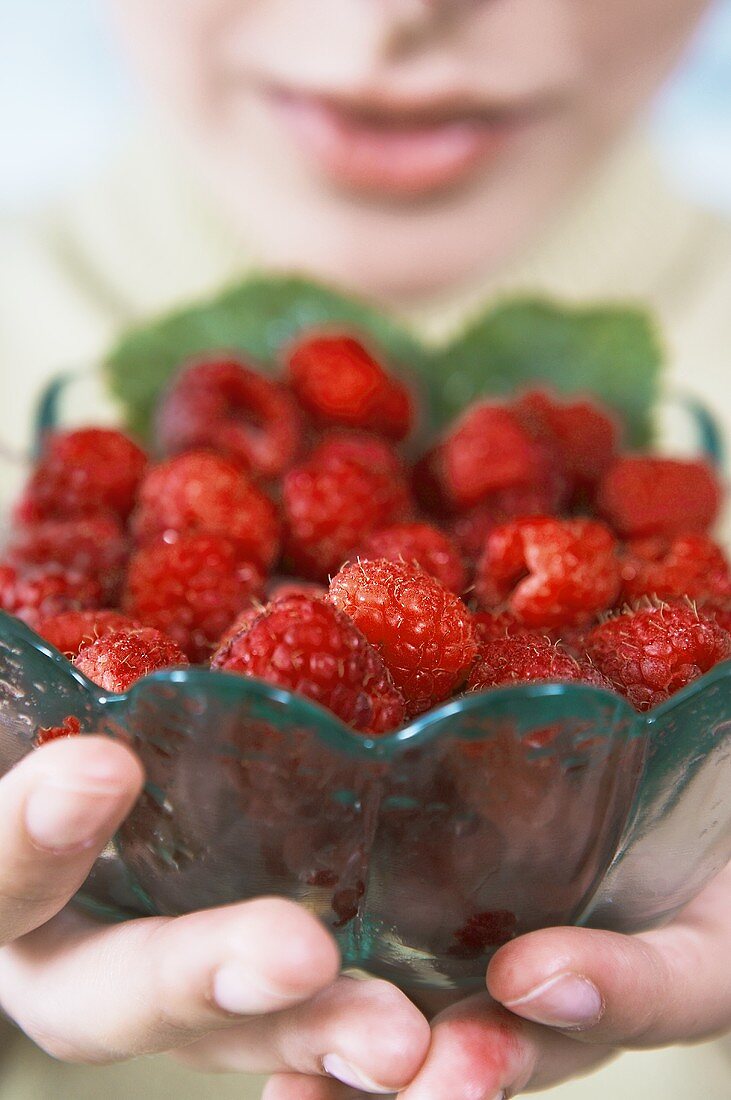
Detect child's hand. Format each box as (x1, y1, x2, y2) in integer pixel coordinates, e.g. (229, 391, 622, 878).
(266, 862, 731, 1098)
(0, 736, 429, 1092)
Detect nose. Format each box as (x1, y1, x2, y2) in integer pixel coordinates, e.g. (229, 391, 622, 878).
(376, 0, 483, 55)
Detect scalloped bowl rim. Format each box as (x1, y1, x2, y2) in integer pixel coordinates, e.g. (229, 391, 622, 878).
(4, 611, 730, 760)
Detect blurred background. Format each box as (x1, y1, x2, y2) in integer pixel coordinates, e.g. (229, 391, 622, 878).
(1, 0, 730, 216)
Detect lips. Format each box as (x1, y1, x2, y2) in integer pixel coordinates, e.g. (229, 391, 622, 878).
(268, 91, 529, 197)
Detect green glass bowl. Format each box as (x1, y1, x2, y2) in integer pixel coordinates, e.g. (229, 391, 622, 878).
(1, 610, 729, 991)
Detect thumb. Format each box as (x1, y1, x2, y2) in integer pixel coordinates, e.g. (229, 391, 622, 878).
(487, 863, 731, 1047)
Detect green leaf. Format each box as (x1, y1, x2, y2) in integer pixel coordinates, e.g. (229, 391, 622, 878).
(105, 275, 663, 446)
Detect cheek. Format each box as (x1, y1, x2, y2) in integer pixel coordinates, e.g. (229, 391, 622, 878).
(575, 0, 707, 71)
(108, 0, 252, 108)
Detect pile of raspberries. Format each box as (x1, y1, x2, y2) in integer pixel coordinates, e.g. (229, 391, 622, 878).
(2, 332, 729, 741)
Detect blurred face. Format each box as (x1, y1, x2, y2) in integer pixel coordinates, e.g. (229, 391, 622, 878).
(110, 0, 708, 300)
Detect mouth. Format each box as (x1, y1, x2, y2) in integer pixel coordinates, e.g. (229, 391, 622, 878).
(266, 89, 549, 198)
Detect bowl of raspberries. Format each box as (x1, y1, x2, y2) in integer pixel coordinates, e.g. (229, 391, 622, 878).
(0, 330, 729, 992)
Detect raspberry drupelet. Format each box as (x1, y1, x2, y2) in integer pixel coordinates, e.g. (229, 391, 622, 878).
(211, 594, 406, 735)
(329, 558, 478, 715)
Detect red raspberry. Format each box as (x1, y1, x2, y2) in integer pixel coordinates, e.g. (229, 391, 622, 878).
(476, 517, 621, 629)
(355, 522, 467, 594)
(211, 595, 406, 735)
(620, 534, 731, 604)
(438, 403, 558, 510)
(124, 534, 265, 662)
(218, 582, 329, 650)
(131, 451, 280, 570)
(0, 563, 102, 630)
(16, 428, 146, 522)
(283, 448, 413, 582)
(597, 456, 721, 539)
(267, 578, 329, 601)
(6, 514, 129, 603)
(515, 388, 619, 491)
(450, 482, 568, 562)
(309, 431, 406, 478)
(35, 715, 81, 748)
(36, 610, 141, 658)
(329, 559, 478, 715)
(468, 632, 614, 693)
(215, 603, 265, 652)
(471, 610, 524, 645)
(585, 603, 731, 711)
(155, 356, 304, 478)
(75, 627, 189, 693)
(287, 334, 413, 440)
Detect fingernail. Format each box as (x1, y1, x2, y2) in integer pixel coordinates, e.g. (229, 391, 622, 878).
(212, 961, 298, 1015)
(25, 776, 127, 853)
(323, 1053, 392, 1094)
(503, 972, 603, 1029)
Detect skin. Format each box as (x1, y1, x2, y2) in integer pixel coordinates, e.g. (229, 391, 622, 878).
(108, 0, 709, 300)
(4, 2, 728, 1096)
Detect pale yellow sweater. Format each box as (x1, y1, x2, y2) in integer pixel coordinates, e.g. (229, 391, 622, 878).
(0, 130, 730, 1099)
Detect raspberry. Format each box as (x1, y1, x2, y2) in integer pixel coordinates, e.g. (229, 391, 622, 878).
(585, 603, 731, 711)
(131, 451, 280, 570)
(450, 482, 568, 561)
(211, 595, 406, 735)
(6, 514, 129, 603)
(35, 715, 81, 747)
(468, 633, 614, 693)
(215, 603, 265, 652)
(438, 403, 559, 510)
(0, 563, 102, 630)
(515, 388, 619, 491)
(36, 610, 141, 658)
(75, 627, 189, 693)
(124, 534, 265, 661)
(597, 456, 721, 539)
(620, 534, 731, 604)
(355, 522, 467, 594)
(471, 610, 524, 645)
(155, 356, 304, 478)
(449, 910, 517, 956)
(267, 578, 329, 602)
(329, 559, 478, 715)
(287, 334, 413, 440)
(476, 517, 621, 629)
(309, 431, 406, 478)
(283, 449, 413, 582)
(16, 428, 146, 522)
